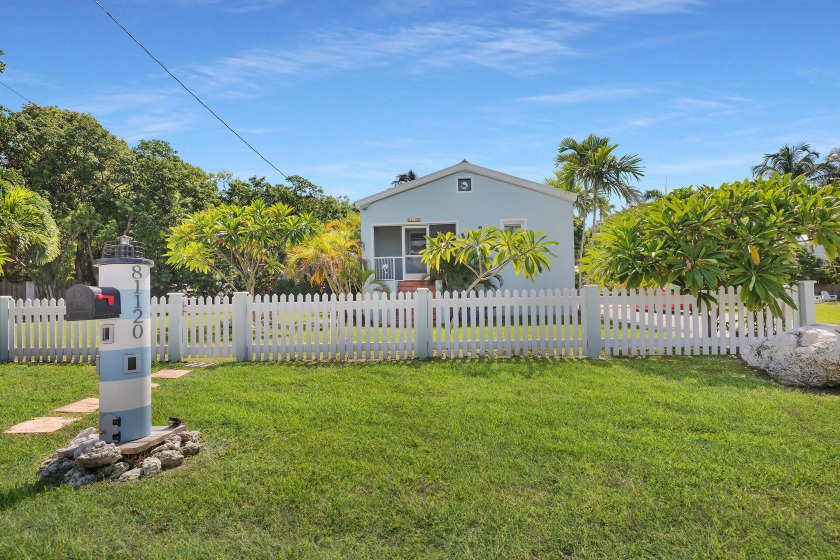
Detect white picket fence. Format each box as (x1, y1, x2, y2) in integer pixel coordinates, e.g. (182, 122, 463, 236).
(0, 284, 814, 364)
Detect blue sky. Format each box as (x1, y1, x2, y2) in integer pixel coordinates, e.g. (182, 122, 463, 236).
(2, 0, 839, 202)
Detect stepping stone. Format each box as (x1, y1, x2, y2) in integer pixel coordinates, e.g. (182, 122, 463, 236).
(151, 369, 190, 379)
(5, 416, 79, 434)
(151, 382, 159, 389)
(54, 398, 99, 413)
(183, 362, 214, 368)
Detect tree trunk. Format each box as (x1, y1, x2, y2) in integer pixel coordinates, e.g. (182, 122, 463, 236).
(85, 233, 98, 284)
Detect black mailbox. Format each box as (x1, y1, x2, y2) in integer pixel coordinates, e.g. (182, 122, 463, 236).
(65, 285, 122, 321)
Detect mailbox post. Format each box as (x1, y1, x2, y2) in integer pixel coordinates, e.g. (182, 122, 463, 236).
(65, 236, 154, 443)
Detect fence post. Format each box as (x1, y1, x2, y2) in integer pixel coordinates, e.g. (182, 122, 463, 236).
(798, 280, 817, 326)
(0, 296, 11, 363)
(232, 292, 250, 361)
(583, 285, 602, 359)
(166, 292, 184, 362)
(414, 288, 431, 359)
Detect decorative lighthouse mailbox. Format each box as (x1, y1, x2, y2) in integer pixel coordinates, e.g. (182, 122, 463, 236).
(65, 236, 154, 443)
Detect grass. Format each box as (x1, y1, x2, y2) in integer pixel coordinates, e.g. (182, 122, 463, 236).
(1, 358, 839, 559)
(815, 301, 840, 325)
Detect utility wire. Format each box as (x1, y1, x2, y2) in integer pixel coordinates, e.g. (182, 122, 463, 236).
(0, 80, 34, 105)
(91, 0, 289, 180)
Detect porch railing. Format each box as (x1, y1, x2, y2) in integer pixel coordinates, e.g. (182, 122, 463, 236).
(374, 257, 399, 281)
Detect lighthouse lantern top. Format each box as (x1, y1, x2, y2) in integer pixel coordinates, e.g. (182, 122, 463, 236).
(95, 236, 154, 267)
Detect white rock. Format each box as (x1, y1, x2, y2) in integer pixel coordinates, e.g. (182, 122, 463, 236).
(743, 325, 840, 387)
(165, 435, 182, 448)
(118, 468, 142, 482)
(101, 461, 131, 480)
(141, 457, 162, 478)
(38, 457, 76, 483)
(180, 441, 201, 457)
(154, 450, 184, 470)
(180, 431, 202, 443)
(72, 439, 99, 460)
(70, 427, 97, 443)
(64, 466, 97, 489)
(75, 442, 123, 468)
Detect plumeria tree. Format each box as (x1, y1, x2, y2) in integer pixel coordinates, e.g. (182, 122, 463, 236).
(164, 201, 318, 295)
(582, 174, 840, 316)
(421, 226, 558, 293)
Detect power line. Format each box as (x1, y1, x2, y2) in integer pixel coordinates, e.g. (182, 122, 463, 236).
(0, 80, 34, 105)
(91, 0, 289, 180)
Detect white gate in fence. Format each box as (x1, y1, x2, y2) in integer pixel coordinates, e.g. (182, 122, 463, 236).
(0, 283, 814, 364)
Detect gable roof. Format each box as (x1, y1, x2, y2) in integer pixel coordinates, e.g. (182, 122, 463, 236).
(354, 161, 578, 208)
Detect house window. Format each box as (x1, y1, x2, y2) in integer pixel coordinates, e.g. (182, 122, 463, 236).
(101, 324, 114, 344)
(124, 354, 139, 374)
(456, 177, 473, 193)
(501, 219, 525, 233)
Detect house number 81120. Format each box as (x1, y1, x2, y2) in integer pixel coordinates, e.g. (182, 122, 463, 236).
(131, 265, 143, 339)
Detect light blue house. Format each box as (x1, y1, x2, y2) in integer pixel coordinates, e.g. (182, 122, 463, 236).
(355, 161, 577, 293)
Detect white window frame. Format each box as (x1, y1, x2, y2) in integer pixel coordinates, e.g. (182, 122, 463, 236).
(124, 354, 139, 374)
(101, 323, 115, 344)
(500, 218, 527, 232)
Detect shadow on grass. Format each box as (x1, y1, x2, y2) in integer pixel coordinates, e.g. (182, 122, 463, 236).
(599, 355, 840, 396)
(0, 480, 56, 512)
(177, 356, 840, 397)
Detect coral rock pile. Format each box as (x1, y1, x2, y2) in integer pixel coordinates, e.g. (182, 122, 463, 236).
(38, 428, 203, 489)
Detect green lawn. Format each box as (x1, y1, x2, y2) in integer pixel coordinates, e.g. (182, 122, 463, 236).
(816, 301, 840, 325)
(1, 358, 838, 559)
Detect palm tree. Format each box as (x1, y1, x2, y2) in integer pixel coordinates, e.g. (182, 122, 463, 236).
(642, 188, 665, 202)
(813, 147, 840, 186)
(0, 170, 60, 278)
(752, 142, 821, 180)
(391, 170, 417, 186)
(554, 134, 644, 284)
(545, 170, 611, 218)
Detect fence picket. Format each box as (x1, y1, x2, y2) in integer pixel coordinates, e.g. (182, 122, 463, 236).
(2, 285, 809, 364)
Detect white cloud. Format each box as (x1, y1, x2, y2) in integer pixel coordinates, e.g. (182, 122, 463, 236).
(556, 0, 704, 17)
(519, 86, 655, 104)
(64, 87, 200, 142)
(606, 93, 755, 132)
(186, 20, 591, 89)
(648, 154, 758, 175)
(171, 0, 288, 13)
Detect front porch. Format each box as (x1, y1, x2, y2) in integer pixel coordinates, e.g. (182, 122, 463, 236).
(372, 223, 456, 283)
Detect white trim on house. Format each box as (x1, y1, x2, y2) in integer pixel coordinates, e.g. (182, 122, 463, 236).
(370, 221, 459, 282)
(500, 218, 527, 231)
(355, 161, 577, 208)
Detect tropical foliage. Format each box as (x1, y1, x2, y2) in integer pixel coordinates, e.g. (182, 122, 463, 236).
(795, 248, 840, 284)
(553, 134, 644, 284)
(582, 174, 840, 315)
(753, 142, 840, 186)
(0, 169, 59, 278)
(217, 173, 354, 222)
(391, 170, 417, 186)
(164, 201, 318, 296)
(752, 142, 821, 180)
(421, 226, 558, 293)
(0, 99, 353, 296)
(285, 215, 387, 294)
(642, 188, 665, 202)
